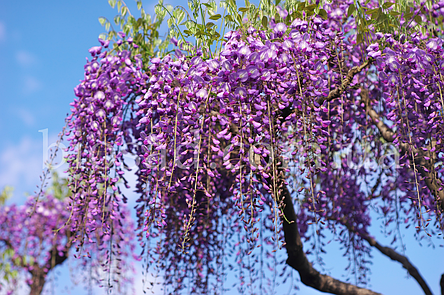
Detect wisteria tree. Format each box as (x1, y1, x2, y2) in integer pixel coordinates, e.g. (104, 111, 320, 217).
(0, 174, 137, 295)
(58, 0, 444, 294)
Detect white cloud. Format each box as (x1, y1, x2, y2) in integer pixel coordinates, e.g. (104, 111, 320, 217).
(0, 137, 42, 196)
(0, 133, 69, 202)
(0, 21, 5, 42)
(23, 75, 42, 94)
(16, 108, 35, 126)
(16, 50, 37, 67)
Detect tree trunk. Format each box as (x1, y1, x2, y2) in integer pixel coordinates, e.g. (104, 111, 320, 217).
(29, 266, 47, 295)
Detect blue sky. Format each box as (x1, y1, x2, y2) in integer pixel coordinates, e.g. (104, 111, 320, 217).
(0, 1, 443, 295)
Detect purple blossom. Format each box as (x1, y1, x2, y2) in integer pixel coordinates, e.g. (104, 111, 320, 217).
(274, 23, 287, 37)
(276, 6, 288, 19)
(246, 65, 260, 79)
(88, 46, 102, 56)
(237, 69, 248, 82)
(235, 87, 247, 98)
(239, 45, 251, 56)
(367, 43, 381, 58)
(64, 13, 444, 294)
(196, 88, 208, 100)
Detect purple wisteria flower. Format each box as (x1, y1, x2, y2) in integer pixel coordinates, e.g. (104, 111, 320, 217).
(65, 10, 444, 294)
(383, 48, 400, 71)
(246, 65, 260, 79)
(89, 46, 102, 56)
(237, 69, 248, 82)
(196, 88, 208, 100)
(239, 45, 251, 57)
(276, 6, 288, 19)
(235, 87, 247, 98)
(274, 23, 287, 37)
(426, 38, 442, 53)
(367, 43, 381, 58)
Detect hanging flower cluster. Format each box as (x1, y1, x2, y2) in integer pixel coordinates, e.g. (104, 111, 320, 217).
(65, 32, 145, 252)
(0, 194, 138, 293)
(64, 0, 444, 293)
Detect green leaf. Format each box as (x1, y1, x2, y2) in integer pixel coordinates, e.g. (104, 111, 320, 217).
(114, 15, 121, 25)
(105, 21, 111, 31)
(389, 11, 401, 16)
(121, 6, 128, 17)
(347, 3, 355, 16)
(291, 11, 302, 20)
(209, 14, 221, 20)
(414, 15, 422, 24)
(371, 8, 381, 20)
(108, 0, 116, 8)
(137, 1, 142, 10)
(297, 2, 306, 11)
(178, 11, 185, 24)
(225, 14, 233, 22)
(99, 17, 106, 26)
(5, 248, 14, 257)
(123, 24, 131, 36)
(356, 33, 363, 44)
(167, 18, 173, 28)
(318, 9, 327, 20)
(261, 15, 268, 28)
(366, 8, 380, 15)
(382, 2, 394, 9)
(239, 7, 249, 12)
(404, 12, 414, 20)
(305, 4, 317, 11)
(206, 22, 215, 28)
(306, 10, 314, 17)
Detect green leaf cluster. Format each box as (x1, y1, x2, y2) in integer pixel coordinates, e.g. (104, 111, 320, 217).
(99, 0, 171, 64)
(0, 186, 13, 206)
(48, 172, 71, 200)
(347, 0, 443, 45)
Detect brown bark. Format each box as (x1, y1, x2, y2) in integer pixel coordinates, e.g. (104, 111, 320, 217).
(0, 235, 71, 295)
(440, 274, 444, 295)
(361, 88, 444, 209)
(331, 216, 432, 295)
(317, 59, 372, 106)
(313, 58, 444, 208)
(29, 266, 46, 295)
(26, 246, 70, 295)
(363, 234, 432, 295)
(274, 173, 382, 295)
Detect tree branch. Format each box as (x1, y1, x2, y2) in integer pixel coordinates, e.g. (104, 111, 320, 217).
(331, 216, 432, 295)
(29, 265, 46, 295)
(440, 273, 444, 295)
(275, 172, 381, 295)
(317, 60, 372, 106)
(363, 233, 432, 295)
(278, 60, 372, 123)
(361, 88, 444, 209)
